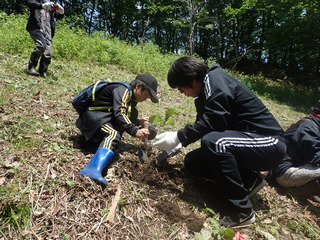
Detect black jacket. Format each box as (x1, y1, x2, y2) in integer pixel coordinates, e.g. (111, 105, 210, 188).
(178, 64, 284, 147)
(26, 0, 64, 38)
(76, 83, 139, 141)
(273, 115, 320, 177)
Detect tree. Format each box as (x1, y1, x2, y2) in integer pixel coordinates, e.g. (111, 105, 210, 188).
(0, 0, 27, 14)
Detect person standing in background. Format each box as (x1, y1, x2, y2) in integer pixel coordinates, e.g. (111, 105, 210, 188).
(26, 0, 64, 77)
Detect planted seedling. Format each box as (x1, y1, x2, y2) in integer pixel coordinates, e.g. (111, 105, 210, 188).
(149, 108, 177, 127)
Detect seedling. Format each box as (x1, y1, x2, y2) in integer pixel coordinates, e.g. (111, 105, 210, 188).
(149, 108, 177, 126)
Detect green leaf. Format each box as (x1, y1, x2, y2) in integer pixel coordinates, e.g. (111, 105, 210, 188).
(65, 179, 74, 187)
(149, 115, 164, 123)
(166, 118, 175, 126)
(165, 108, 176, 120)
(224, 228, 235, 238)
(21, 186, 30, 194)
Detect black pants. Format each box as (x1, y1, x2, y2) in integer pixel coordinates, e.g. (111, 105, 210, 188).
(185, 130, 286, 218)
(29, 29, 52, 64)
(87, 122, 124, 153)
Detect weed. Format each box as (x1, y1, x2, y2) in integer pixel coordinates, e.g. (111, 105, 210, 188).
(287, 219, 320, 239)
(118, 197, 127, 214)
(0, 203, 31, 232)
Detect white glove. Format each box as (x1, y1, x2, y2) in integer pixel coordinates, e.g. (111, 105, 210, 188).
(55, 4, 64, 14)
(42, 2, 54, 10)
(152, 131, 181, 152)
(168, 143, 182, 154)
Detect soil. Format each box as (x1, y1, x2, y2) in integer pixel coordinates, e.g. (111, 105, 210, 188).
(1, 99, 319, 240)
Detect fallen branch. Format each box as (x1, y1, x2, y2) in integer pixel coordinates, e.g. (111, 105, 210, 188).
(106, 185, 122, 225)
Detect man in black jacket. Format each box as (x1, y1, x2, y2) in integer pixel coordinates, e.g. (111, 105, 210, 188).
(75, 74, 159, 187)
(153, 57, 286, 227)
(26, 0, 64, 77)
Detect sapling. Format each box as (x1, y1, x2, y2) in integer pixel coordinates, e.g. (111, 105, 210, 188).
(150, 108, 180, 167)
(149, 108, 177, 127)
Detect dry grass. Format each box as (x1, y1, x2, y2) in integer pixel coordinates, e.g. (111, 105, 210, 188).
(0, 52, 319, 240)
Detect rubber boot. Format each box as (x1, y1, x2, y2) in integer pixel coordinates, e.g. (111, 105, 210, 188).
(80, 147, 114, 187)
(39, 57, 50, 77)
(27, 52, 40, 76)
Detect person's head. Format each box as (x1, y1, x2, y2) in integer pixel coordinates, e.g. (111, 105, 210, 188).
(167, 57, 208, 97)
(311, 100, 320, 114)
(130, 74, 159, 103)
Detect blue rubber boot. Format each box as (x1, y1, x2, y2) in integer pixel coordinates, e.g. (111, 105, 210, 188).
(80, 147, 114, 187)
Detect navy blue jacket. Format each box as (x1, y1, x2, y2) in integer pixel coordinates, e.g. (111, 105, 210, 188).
(273, 115, 320, 177)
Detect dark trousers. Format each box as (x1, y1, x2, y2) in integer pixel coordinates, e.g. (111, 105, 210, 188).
(185, 130, 286, 218)
(87, 122, 124, 153)
(29, 29, 52, 61)
(28, 29, 52, 75)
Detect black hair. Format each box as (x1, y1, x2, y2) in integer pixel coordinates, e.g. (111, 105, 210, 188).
(129, 79, 149, 91)
(167, 56, 209, 88)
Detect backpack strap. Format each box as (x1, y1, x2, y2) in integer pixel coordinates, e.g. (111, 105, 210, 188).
(89, 81, 132, 112)
(92, 80, 101, 102)
(88, 106, 113, 111)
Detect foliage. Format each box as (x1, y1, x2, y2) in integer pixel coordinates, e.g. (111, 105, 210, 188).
(3, 1, 320, 84)
(0, 203, 31, 231)
(224, 0, 320, 84)
(149, 108, 177, 127)
(0, 13, 178, 77)
(194, 215, 236, 240)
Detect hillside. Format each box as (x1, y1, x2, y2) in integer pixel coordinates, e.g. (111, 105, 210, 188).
(0, 13, 320, 240)
(1, 49, 319, 240)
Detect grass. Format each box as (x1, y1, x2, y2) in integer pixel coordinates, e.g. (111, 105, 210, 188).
(0, 13, 319, 239)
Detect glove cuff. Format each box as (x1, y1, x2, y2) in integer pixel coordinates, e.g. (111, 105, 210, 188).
(58, 7, 64, 14)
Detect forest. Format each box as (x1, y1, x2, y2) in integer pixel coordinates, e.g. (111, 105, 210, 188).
(2, 0, 320, 86)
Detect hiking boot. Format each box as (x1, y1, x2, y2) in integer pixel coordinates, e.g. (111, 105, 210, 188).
(247, 176, 267, 198)
(27, 67, 40, 76)
(219, 212, 255, 227)
(39, 57, 50, 78)
(28, 52, 40, 76)
(40, 71, 47, 78)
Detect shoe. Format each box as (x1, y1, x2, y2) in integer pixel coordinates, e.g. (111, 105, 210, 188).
(219, 212, 255, 227)
(27, 67, 40, 76)
(40, 72, 47, 78)
(248, 176, 267, 198)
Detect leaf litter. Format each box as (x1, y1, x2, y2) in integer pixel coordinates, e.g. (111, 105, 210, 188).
(0, 77, 319, 240)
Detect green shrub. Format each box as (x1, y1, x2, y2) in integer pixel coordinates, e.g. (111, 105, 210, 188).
(0, 12, 178, 78)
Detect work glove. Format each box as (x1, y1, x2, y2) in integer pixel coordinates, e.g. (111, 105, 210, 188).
(42, 2, 54, 10)
(53, 4, 64, 14)
(152, 131, 181, 152)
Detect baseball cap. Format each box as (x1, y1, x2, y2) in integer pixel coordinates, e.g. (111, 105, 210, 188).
(135, 74, 159, 103)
